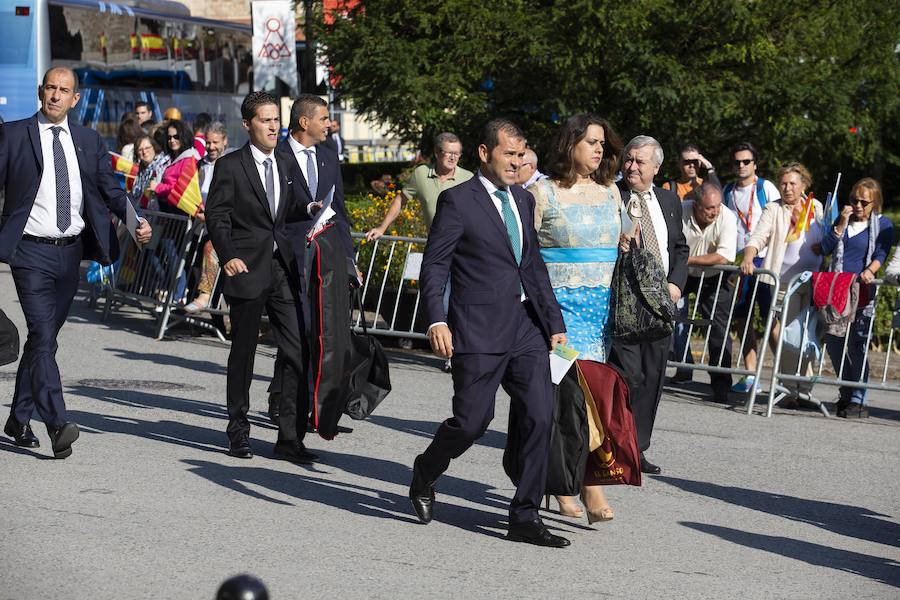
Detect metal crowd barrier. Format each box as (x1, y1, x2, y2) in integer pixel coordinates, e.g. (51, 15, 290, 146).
(352, 232, 429, 343)
(764, 272, 900, 418)
(667, 264, 782, 411)
(102, 209, 196, 340)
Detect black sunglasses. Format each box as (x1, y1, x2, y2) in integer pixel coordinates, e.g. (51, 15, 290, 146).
(732, 158, 754, 167)
(167, 133, 180, 140)
(682, 159, 700, 167)
(850, 197, 873, 207)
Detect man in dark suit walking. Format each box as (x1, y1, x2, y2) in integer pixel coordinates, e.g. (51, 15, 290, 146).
(409, 119, 570, 548)
(0, 67, 152, 458)
(266, 94, 354, 429)
(205, 91, 312, 463)
(612, 135, 689, 475)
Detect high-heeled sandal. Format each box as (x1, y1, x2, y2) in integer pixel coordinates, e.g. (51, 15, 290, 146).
(580, 495, 614, 523)
(545, 494, 584, 518)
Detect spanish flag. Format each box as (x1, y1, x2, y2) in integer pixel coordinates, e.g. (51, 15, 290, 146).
(785, 193, 815, 243)
(110, 152, 138, 193)
(170, 156, 203, 216)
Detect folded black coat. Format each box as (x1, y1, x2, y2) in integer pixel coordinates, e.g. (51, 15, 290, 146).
(307, 224, 353, 440)
(504, 366, 588, 496)
(0, 308, 19, 367)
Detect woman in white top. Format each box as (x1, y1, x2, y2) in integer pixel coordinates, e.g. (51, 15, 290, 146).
(739, 162, 823, 345)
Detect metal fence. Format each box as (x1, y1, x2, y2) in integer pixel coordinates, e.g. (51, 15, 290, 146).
(102, 209, 197, 340)
(763, 272, 900, 418)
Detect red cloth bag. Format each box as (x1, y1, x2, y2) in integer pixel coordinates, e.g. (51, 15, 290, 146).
(577, 360, 642, 487)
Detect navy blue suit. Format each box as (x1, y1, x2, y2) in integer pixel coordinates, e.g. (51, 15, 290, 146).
(416, 175, 565, 524)
(0, 113, 130, 429)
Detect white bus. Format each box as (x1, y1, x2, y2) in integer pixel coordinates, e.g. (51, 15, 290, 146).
(0, 0, 252, 143)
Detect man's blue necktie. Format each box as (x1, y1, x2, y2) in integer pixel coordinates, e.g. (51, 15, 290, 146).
(495, 188, 521, 265)
(52, 126, 71, 233)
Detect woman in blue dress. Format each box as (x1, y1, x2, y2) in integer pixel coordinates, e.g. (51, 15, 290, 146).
(529, 114, 623, 523)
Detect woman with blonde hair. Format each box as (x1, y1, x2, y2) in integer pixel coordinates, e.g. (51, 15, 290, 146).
(820, 177, 894, 418)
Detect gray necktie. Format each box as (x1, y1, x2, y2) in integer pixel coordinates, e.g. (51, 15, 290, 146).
(304, 149, 318, 199)
(52, 126, 71, 233)
(263, 158, 276, 218)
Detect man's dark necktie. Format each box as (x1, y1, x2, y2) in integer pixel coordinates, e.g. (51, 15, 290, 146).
(52, 126, 71, 233)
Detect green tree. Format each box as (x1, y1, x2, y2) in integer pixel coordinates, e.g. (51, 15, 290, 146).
(320, 0, 899, 198)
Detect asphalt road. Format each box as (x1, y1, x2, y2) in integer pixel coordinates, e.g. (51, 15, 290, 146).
(1, 265, 898, 599)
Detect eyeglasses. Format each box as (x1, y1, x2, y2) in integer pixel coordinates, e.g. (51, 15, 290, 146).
(167, 134, 180, 140)
(732, 159, 754, 167)
(682, 159, 700, 167)
(850, 197, 873, 207)
(439, 150, 460, 158)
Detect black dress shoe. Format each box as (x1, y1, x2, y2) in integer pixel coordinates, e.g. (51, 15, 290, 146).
(640, 452, 661, 474)
(273, 440, 317, 463)
(837, 403, 869, 419)
(267, 392, 280, 425)
(228, 436, 253, 459)
(507, 519, 570, 548)
(4, 415, 40, 448)
(48, 423, 79, 459)
(409, 455, 435, 524)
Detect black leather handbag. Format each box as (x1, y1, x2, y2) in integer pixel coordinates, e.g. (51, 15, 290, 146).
(0, 308, 19, 367)
(344, 290, 392, 420)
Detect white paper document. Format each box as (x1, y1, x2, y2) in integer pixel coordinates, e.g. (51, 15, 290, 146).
(549, 344, 580, 385)
(125, 201, 143, 246)
(308, 185, 336, 239)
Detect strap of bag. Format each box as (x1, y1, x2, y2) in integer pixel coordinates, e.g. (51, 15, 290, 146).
(353, 288, 370, 337)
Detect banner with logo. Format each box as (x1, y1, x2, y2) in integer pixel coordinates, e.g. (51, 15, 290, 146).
(251, 1, 299, 96)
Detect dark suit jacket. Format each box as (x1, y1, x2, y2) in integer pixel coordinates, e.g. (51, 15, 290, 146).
(0, 113, 130, 265)
(205, 143, 297, 299)
(421, 176, 565, 354)
(617, 182, 690, 292)
(275, 139, 354, 260)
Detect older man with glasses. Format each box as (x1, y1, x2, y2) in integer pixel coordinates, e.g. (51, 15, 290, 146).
(366, 132, 474, 240)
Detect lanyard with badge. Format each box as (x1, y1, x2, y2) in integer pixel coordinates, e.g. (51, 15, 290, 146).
(731, 176, 756, 233)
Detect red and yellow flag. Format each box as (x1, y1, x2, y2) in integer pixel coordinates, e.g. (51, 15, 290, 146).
(785, 193, 815, 243)
(110, 152, 138, 192)
(170, 158, 203, 216)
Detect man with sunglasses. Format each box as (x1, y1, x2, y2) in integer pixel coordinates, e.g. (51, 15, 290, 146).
(722, 142, 780, 393)
(662, 143, 719, 200)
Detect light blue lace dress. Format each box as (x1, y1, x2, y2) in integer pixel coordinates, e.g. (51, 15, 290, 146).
(530, 179, 622, 362)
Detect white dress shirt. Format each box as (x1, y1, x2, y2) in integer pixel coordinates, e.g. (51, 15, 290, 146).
(199, 157, 216, 202)
(25, 113, 85, 238)
(478, 172, 524, 250)
(288, 135, 336, 222)
(628, 186, 670, 274)
(682, 201, 738, 277)
(248, 143, 280, 216)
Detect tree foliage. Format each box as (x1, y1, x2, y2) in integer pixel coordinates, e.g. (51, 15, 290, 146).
(320, 0, 900, 198)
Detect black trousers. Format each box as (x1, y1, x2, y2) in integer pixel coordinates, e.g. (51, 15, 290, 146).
(418, 301, 553, 524)
(610, 335, 669, 452)
(225, 253, 307, 444)
(677, 274, 734, 395)
(8, 238, 82, 429)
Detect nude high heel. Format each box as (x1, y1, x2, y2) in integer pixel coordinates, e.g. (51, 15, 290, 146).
(581, 486, 614, 524)
(551, 495, 584, 518)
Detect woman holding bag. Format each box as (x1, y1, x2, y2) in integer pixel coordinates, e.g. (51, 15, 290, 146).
(820, 178, 894, 418)
(528, 114, 624, 523)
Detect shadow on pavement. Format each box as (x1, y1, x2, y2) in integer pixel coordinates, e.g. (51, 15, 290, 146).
(101, 349, 272, 385)
(658, 476, 900, 548)
(181, 457, 514, 539)
(681, 522, 900, 587)
(366, 414, 508, 450)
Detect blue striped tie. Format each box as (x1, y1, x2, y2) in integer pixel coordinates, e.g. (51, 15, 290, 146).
(495, 188, 521, 264)
(51, 126, 71, 233)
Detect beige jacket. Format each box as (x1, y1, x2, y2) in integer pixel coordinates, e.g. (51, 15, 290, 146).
(746, 199, 824, 285)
